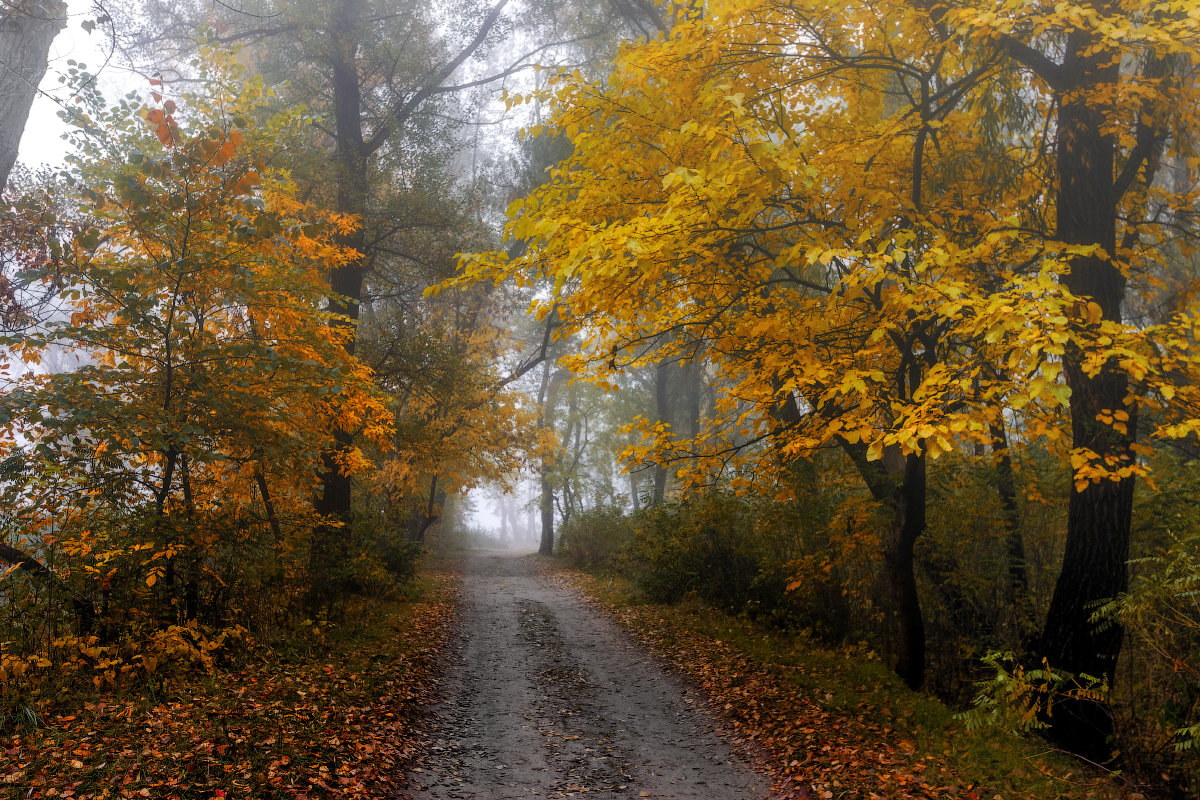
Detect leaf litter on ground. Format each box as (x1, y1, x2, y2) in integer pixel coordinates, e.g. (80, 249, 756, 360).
(0, 573, 459, 800)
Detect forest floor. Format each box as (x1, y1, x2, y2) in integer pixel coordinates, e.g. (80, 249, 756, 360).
(0, 573, 458, 800)
(395, 549, 772, 799)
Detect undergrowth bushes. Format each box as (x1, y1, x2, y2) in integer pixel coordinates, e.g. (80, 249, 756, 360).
(0, 486, 424, 724)
(559, 504, 632, 570)
(626, 493, 809, 628)
(562, 491, 842, 635)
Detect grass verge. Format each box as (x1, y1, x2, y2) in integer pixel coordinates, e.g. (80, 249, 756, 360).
(561, 565, 1133, 800)
(0, 570, 458, 800)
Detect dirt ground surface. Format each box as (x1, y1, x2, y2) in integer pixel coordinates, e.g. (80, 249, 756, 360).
(398, 550, 774, 800)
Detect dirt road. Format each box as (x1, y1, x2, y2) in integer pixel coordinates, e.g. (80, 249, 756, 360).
(399, 551, 773, 799)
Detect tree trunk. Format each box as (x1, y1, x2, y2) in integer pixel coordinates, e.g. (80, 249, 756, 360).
(499, 496, 510, 543)
(254, 466, 284, 543)
(990, 421, 1030, 612)
(840, 439, 928, 690)
(310, 437, 353, 610)
(310, 0, 368, 608)
(562, 390, 580, 527)
(539, 468, 555, 556)
(684, 357, 702, 440)
(179, 454, 201, 621)
(1036, 33, 1133, 763)
(884, 452, 927, 691)
(652, 360, 672, 504)
(535, 359, 560, 556)
(404, 474, 441, 544)
(0, 0, 66, 191)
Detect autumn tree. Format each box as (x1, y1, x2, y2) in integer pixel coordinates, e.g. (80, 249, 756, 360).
(457, 0, 1200, 760)
(363, 266, 538, 547)
(464, 0, 1039, 692)
(0, 58, 391, 641)
(0, 0, 72, 357)
(103, 0, 522, 601)
(947, 1, 1200, 758)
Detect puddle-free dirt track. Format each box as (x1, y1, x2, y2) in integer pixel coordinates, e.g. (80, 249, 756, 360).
(398, 551, 773, 799)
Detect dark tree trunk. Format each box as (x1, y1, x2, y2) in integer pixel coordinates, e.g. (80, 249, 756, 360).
(180, 454, 201, 621)
(0, 0, 66, 190)
(885, 452, 927, 691)
(840, 440, 928, 690)
(154, 447, 182, 619)
(651, 464, 667, 505)
(254, 466, 284, 543)
(652, 360, 672, 504)
(539, 467, 555, 555)
(536, 360, 560, 556)
(684, 358, 702, 441)
(310, 0, 368, 609)
(991, 422, 1029, 607)
(1036, 33, 1133, 763)
(404, 474, 441, 544)
(327, 0, 368, 333)
(310, 431, 354, 609)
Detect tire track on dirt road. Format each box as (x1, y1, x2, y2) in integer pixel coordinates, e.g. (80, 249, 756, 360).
(398, 551, 773, 799)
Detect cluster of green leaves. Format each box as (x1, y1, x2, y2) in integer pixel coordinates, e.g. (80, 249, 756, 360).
(558, 503, 633, 570)
(626, 493, 817, 626)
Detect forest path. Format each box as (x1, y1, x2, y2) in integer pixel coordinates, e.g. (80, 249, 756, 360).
(397, 550, 774, 800)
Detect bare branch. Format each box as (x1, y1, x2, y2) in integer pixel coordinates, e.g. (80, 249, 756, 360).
(363, 0, 510, 154)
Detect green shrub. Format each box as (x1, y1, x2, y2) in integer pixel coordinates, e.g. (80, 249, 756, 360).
(625, 493, 826, 631)
(348, 512, 423, 596)
(1109, 526, 1200, 792)
(559, 504, 634, 569)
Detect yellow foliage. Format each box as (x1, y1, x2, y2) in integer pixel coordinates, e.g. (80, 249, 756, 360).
(452, 0, 1200, 494)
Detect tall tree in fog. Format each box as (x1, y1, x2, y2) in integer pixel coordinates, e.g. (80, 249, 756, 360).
(116, 0, 518, 601)
(0, 0, 67, 189)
